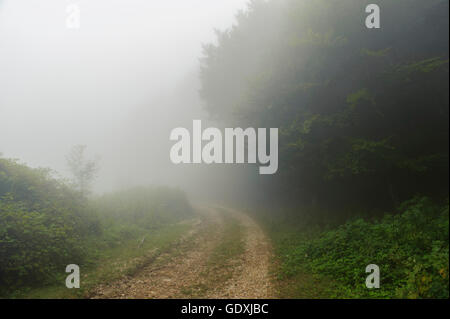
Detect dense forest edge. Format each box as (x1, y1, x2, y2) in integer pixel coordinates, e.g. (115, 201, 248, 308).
(200, 0, 449, 298)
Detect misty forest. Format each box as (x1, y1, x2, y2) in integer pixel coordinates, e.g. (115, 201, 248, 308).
(0, 0, 448, 299)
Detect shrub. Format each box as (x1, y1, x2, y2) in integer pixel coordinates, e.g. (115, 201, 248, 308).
(273, 197, 449, 298)
(0, 158, 99, 294)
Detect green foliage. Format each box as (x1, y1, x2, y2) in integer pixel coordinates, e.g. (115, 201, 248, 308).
(200, 0, 449, 208)
(0, 158, 100, 293)
(0, 157, 193, 296)
(268, 197, 449, 298)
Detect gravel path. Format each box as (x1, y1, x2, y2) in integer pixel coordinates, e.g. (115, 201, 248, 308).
(207, 206, 274, 298)
(90, 205, 274, 299)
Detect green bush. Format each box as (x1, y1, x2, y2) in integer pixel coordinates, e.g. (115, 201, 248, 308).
(0, 158, 193, 296)
(272, 197, 449, 298)
(0, 158, 100, 294)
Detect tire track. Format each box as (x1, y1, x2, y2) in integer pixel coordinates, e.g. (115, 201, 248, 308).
(90, 205, 274, 299)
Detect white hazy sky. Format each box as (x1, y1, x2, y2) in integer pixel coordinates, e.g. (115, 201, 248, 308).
(0, 0, 249, 192)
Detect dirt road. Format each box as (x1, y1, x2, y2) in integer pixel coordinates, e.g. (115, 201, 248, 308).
(90, 206, 274, 299)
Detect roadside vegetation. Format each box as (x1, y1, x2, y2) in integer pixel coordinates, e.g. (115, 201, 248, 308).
(255, 197, 449, 298)
(0, 156, 194, 298)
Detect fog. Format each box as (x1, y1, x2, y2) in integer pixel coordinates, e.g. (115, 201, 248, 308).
(0, 0, 250, 196)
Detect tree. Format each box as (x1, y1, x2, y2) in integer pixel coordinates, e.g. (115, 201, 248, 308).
(199, 0, 449, 209)
(66, 145, 99, 196)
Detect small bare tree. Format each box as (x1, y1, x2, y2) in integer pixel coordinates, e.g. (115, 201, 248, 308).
(66, 145, 99, 196)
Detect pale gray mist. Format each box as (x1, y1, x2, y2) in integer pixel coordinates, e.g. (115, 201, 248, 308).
(0, 0, 250, 198)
